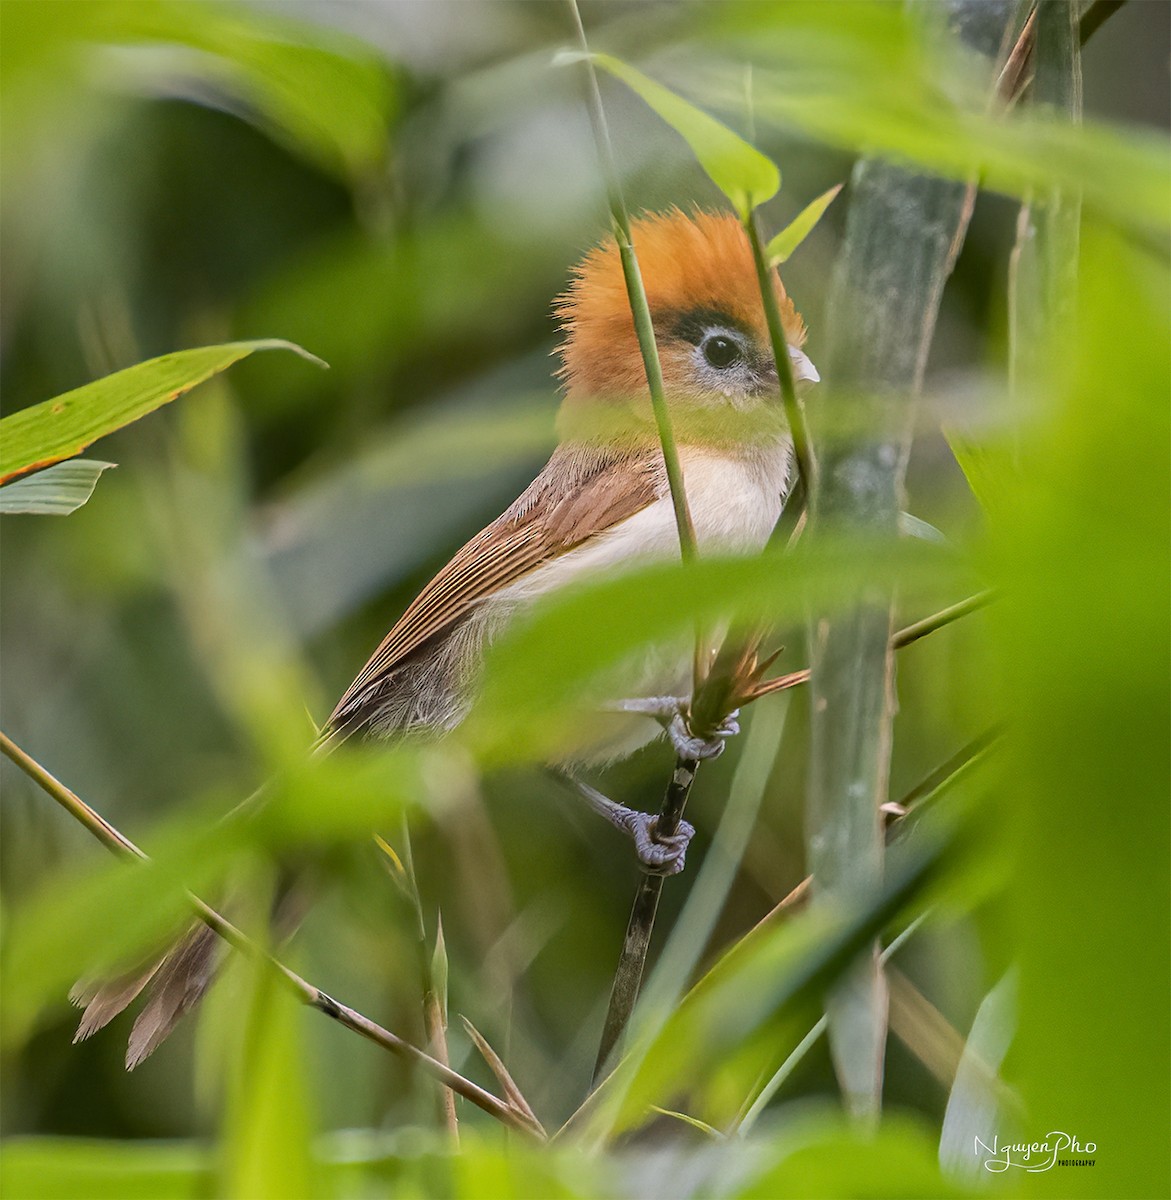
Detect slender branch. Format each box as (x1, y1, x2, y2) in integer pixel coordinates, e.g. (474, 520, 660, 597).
(758, 724, 1004, 926)
(890, 588, 994, 650)
(747, 589, 995, 702)
(592, 757, 698, 1083)
(0, 730, 543, 1141)
(566, 0, 697, 563)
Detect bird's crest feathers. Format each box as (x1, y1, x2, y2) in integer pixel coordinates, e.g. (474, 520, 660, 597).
(557, 209, 806, 398)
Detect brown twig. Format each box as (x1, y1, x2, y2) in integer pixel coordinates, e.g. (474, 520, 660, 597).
(0, 729, 544, 1141)
(461, 1015, 545, 1132)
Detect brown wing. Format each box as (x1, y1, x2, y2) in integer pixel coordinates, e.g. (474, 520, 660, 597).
(327, 445, 663, 730)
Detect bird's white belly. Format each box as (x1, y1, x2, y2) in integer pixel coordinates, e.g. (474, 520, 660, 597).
(495, 442, 792, 765)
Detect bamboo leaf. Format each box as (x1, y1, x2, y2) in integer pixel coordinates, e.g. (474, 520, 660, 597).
(0, 340, 325, 484)
(0, 459, 116, 515)
(939, 972, 1018, 1183)
(571, 51, 780, 218)
(222, 956, 318, 1200)
(942, 428, 1017, 520)
(767, 184, 843, 263)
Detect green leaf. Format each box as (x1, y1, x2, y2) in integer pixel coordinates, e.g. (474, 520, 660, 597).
(942, 426, 1016, 520)
(469, 540, 954, 767)
(0, 340, 324, 484)
(647, 1106, 722, 1139)
(581, 52, 779, 218)
(4, 1, 398, 186)
(703, 4, 1171, 234)
(0, 1138, 211, 1200)
(105, 2, 398, 184)
(0, 459, 116, 515)
(767, 184, 842, 264)
(222, 954, 319, 1200)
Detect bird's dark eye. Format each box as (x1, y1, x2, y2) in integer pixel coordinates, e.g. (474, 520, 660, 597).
(702, 334, 743, 369)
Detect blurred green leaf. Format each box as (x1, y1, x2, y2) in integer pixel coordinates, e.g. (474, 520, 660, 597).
(0, 1138, 210, 1200)
(1001, 223, 1170, 1197)
(222, 950, 318, 1200)
(944, 427, 1016, 520)
(3, 0, 397, 185)
(767, 183, 842, 263)
(0, 459, 115, 515)
(702, 3, 1170, 234)
(470, 541, 956, 765)
(0, 798, 237, 1049)
(580, 52, 780, 218)
(0, 340, 323, 484)
(734, 1113, 965, 1199)
(898, 512, 948, 546)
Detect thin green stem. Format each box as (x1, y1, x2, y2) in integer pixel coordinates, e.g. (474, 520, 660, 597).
(745, 212, 816, 499)
(891, 589, 994, 650)
(567, 0, 704, 1088)
(566, 0, 697, 562)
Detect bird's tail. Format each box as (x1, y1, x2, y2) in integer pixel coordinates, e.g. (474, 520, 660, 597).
(69, 734, 346, 1068)
(70, 921, 222, 1069)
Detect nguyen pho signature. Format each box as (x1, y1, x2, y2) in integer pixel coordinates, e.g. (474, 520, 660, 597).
(975, 1131, 1098, 1173)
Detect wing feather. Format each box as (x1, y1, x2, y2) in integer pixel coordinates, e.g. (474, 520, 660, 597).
(328, 446, 663, 729)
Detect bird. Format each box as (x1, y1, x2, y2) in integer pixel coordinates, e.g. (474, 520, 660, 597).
(70, 208, 818, 1066)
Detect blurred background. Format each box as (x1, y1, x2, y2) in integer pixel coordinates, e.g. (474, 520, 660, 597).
(1, 1, 1167, 1195)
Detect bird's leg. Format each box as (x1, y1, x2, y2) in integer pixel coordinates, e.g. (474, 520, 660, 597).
(606, 695, 740, 761)
(554, 772, 695, 876)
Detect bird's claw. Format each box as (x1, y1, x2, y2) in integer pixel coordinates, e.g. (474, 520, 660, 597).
(666, 708, 741, 761)
(610, 696, 742, 761)
(618, 809, 696, 876)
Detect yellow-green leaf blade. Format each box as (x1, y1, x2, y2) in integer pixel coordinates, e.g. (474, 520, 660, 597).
(767, 183, 843, 264)
(0, 339, 324, 483)
(589, 53, 780, 217)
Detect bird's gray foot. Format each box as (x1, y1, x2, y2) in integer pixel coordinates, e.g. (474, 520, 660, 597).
(564, 775, 695, 875)
(609, 696, 740, 761)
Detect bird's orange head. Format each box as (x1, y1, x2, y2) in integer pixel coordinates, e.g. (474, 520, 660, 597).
(556, 210, 814, 443)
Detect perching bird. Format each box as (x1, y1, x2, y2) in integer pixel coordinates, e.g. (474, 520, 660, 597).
(71, 208, 818, 1066)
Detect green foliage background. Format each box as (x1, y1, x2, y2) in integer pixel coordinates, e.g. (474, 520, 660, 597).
(1, 2, 1167, 1197)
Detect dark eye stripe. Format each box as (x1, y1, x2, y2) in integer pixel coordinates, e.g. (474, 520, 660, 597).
(669, 307, 752, 345)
